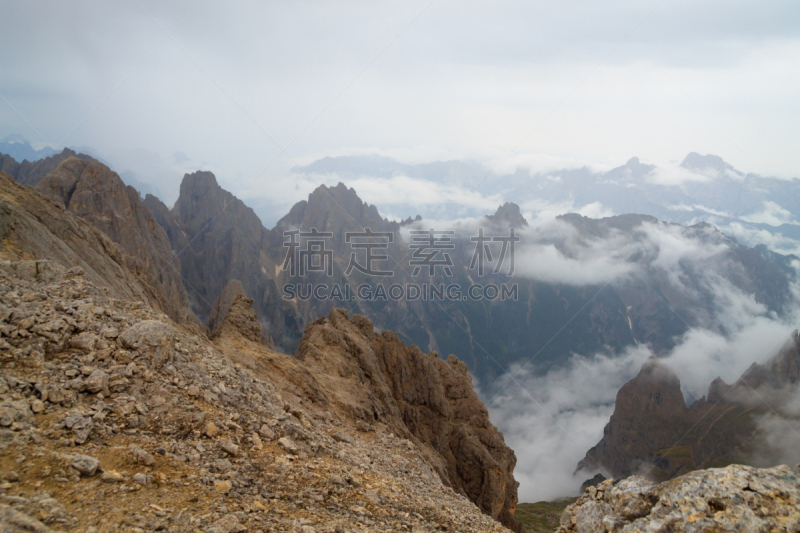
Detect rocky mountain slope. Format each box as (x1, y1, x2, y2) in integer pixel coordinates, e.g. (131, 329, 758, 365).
(0, 175, 525, 531)
(0, 171, 160, 311)
(33, 157, 190, 323)
(558, 464, 800, 533)
(0, 259, 521, 532)
(579, 334, 800, 482)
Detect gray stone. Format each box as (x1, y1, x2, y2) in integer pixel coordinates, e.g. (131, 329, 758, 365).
(71, 454, 101, 476)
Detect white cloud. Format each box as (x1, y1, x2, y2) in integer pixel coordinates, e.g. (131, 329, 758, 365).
(741, 200, 797, 226)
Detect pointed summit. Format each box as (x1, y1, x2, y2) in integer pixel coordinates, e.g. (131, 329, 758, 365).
(487, 202, 528, 227)
(275, 182, 389, 237)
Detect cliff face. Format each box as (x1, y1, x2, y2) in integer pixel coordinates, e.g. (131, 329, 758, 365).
(209, 281, 274, 348)
(33, 157, 189, 323)
(208, 279, 247, 335)
(207, 301, 524, 531)
(579, 358, 691, 479)
(0, 170, 158, 309)
(292, 309, 524, 532)
(580, 335, 800, 481)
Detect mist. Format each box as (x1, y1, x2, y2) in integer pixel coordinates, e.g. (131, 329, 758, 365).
(478, 217, 800, 502)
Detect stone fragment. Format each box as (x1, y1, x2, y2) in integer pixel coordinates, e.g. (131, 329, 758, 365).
(278, 437, 299, 455)
(84, 370, 108, 394)
(0, 400, 33, 426)
(204, 422, 220, 438)
(214, 479, 232, 493)
(101, 470, 124, 483)
(220, 440, 239, 457)
(129, 445, 155, 466)
(70, 454, 101, 476)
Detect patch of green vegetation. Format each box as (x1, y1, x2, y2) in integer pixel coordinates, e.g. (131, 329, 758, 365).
(515, 498, 577, 532)
(654, 445, 693, 458)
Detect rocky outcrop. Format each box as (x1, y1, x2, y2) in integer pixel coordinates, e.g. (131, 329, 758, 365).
(0, 171, 159, 309)
(487, 202, 528, 227)
(580, 336, 800, 482)
(0, 148, 95, 187)
(212, 292, 270, 346)
(33, 157, 189, 323)
(579, 358, 690, 478)
(291, 309, 524, 532)
(208, 279, 247, 334)
(558, 464, 800, 533)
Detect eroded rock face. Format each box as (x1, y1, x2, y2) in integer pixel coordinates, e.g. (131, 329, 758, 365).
(558, 464, 800, 533)
(208, 279, 246, 334)
(0, 171, 159, 309)
(211, 292, 272, 347)
(580, 335, 800, 481)
(294, 309, 524, 532)
(34, 157, 189, 323)
(579, 357, 690, 479)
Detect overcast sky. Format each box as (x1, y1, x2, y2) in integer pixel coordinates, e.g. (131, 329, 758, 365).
(2, 0, 800, 208)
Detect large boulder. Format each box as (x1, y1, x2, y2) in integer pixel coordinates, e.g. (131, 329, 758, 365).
(559, 464, 800, 533)
(119, 320, 177, 368)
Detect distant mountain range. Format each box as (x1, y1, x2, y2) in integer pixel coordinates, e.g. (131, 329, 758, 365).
(2, 148, 796, 389)
(289, 152, 800, 256)
(0, 134, 56, 162)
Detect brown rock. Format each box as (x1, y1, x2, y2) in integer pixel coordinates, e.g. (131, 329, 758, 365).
(210, 292, 269, 346)
(208, 279, 246, 335)
(292, 309, 525, 532)
(214, 479, 232, 493)
(205, 422, 220, 438)
(35, 157, 189, 322)
(0, 172, 159, 308)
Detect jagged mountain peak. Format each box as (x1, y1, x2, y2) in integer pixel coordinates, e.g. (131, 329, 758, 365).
(487, 201, 528, 227)
(275, 182, 387, 234)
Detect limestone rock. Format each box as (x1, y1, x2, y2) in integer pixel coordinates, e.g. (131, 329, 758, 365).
(70, 454, 101, 476)
(210, 292, 267, 346)
(0, 503, 55, 533)
(0, 172, 159, 309)
(119, 321, 176, 368)
(207, 279, 246, 335)
(558, 464, 800, 533)
(34, 157, 189, 322)
(206, 514, 245, 533)
(0, 400, 33, 427)
(0, 147, 94, 186)
(293, 309, 524, 532)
